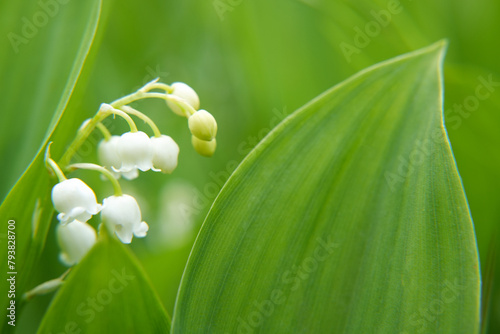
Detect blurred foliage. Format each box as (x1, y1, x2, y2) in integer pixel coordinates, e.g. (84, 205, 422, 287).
(0, 0, 498, 332)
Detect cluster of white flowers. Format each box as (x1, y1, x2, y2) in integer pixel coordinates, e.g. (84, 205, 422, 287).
(47, 80, 217, 267)
(98, 130, 180, 180)
(51, 178, 148, 266)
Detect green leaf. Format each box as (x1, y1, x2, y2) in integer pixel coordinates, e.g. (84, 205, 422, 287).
(37, 234, 170, 333)
(0, 0, 101, 328)
(172, 42, 480, 333)
(0, 0, 102, 197)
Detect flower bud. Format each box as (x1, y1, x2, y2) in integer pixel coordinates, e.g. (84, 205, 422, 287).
(23, 278, 64, 301)
(98, 136, 139, 180)
(52, 178, 102, 224)
(167, 82, 200, 117)
(57, 220, 97, 266)
(101, 194, 149, 244)
(191, 136, 216, 157)
(151, 135, 180, 174)
(116, 131, 153, 173)
(188, 110, 217, 141)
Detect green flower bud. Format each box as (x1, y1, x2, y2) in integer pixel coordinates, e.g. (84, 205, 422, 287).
(188, 110, 217, 141)
(191, 136, 216, 157)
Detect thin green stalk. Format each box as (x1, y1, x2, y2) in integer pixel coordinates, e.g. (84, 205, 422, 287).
(96, 122, 112, 141)
(142, 82, 173, 93)
(59, 83, 181, 167)
(70, 163, 122, 196)
(45, 143, 67, 181)
(121, 105, 162, 138)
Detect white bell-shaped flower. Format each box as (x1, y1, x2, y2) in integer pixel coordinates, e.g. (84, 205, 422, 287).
(101, 194, 149, 244)
(98, 136, 139, 180)
(116, 131, 153, 173)
(52, 178, 102, 224)
(151, 135, 180, 174)
(188, 110, 217, 141)
(57, 220, 97, 266)
(167, 82, 200, 117)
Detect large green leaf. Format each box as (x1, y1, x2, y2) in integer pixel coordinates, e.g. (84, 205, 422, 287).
(37, 233, 170, 333)
(172, 42, 480, 333)
(0, 0, 101, 329)
(0, 0, 100, 198)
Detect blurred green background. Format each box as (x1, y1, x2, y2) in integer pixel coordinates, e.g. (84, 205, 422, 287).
(0, 0, 499, 332)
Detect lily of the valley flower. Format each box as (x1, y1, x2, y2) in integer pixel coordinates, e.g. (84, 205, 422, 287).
(57, 220, 97, 266)
(116, 131, 153, 173)
(188, 109, 217, 141)
(191, 136, 217, 157)
(52, 178, 102, 224)
(151, 135, 180, 174)
(167, 82, 200, 117)
(101, 194, 149, 244)
(98, 136, 139, 180)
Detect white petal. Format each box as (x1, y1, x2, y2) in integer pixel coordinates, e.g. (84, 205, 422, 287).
(133, 222, 149, 238)
(115, 224, 134, 244)
(66, 207, 89, 224)
(117, 131, 153, 172)
(98, 136, 122, 171)
(57, 220, 97, 266)
(151, 135, 179, 174)
(101, 194, 145, 243)
(52, 178, 101, 223)
(121, 168, 139, 180)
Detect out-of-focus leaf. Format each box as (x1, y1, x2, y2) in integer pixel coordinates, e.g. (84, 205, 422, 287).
(0, 0, 101, 331)
(37, 233, 170, 333)
(172, 42, 480, 333)
(0, 0, 100, 198)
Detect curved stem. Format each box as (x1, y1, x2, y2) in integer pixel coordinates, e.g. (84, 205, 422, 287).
(47, 158, 67, 182)
(142, 82, 173, 93)
(58, 104, 137, 167)
(96, 122, 112, 141)
(59, 83, 180, 167)
(100, 105, 138, 132)
(120, 105, 162, 137)
(45, 143, 67, 181)
(70, 163, 123, 196)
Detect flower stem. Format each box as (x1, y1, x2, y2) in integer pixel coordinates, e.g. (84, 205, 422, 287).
(70, 163, 123, 196)
(101, 104, 138, 132)
(59, 82, 183, 167)
(96, 122, 112, 141)
(45, 143, 67, 182)
(142, 82, 173, 93)
(120, 105, 162, 138)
